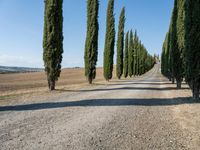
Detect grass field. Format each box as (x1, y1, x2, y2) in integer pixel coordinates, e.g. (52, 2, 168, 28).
(0, 67, 118, 100)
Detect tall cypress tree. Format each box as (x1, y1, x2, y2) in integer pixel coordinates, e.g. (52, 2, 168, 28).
(138, 41, 141, 75)
(124, 31, 129, 78)
(165, 32, 170, 79)
(170, 0, 184, 89)
(128, 30, 134, 77)
(84, 0, 99, 84)
(175, 0, 185, 88)
(170, 0, 178, 85)
(43, 0, 63, 91)
(140, 44, 145, 75)
(161, 32, 172, 79)
(103, 0, 115, 81)
(116, 7, 125, 79)
(185, 0, 200, 99)
(133, 31, 138, 76)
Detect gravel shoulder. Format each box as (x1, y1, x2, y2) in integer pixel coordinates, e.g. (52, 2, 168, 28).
(0, 64, 199, 150)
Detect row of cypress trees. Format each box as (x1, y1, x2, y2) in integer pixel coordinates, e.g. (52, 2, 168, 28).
(85, 0, 155, 83)
(161, 0, 200, 99)
(125, 30, 155, 78)
(43, 0, 155, 90)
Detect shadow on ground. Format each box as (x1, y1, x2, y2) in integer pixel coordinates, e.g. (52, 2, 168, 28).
(96, 82, 187, 86)
(56, 86, 190, 93)
(0, 97, 199, 112)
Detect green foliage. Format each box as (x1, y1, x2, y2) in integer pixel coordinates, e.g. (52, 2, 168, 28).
(124, 31, 129, 78)
(127, 30, 154, 78)
(128, 30, 134, 77)
(84, 0, 99, 84)
(133, 31, 139, 76)
(103, 0, 115, 81)
(43, 0, 63, 90)
(161, 32, 170, 77)
(116, 7, 125, 79)
(170, 0, 184, 88)
(162, 0, 199, 98)
(162, 0, 185, 87)
(184, 0, 200, 99)
(137, 41, 142, 75)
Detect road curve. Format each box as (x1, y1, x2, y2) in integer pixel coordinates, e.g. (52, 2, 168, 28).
(0, 64, 199, 150)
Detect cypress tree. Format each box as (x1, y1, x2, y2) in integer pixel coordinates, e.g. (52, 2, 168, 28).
(138, 41, 142, 75)
(170, 0, 184, 89)
(169, 1, 178, 84)
(136, 36, 140, 75)
(175, 0, 185, 88)
(103, 0, 115, 81)
(165, 32, 171, 79)
(161, 32, 170, 78)
(128, 30, 134, 77)
(140, 44, 145, 75)
(84, 0, 99, 84)
(133, 31, 138, 76)
(124, 31, 129, 78)
(161, 35, 167, 76)
(43, 0, 63, 91)
(116, 7, 125, 79)
(168, 28, 175, 84)
(184, 0, 200, 99)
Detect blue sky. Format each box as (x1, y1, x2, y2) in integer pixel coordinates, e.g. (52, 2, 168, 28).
(0, 0, 173, 68)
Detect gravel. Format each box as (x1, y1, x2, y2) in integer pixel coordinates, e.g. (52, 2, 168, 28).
(0, 64, 199, 150)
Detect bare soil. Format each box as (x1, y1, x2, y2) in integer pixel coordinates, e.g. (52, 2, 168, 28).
(0, 64, 199, 150)
(0, 67, 107, 100)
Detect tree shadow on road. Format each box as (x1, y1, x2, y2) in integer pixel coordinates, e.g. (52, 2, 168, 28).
(56, 87, 190, 93)
(0, 97, 199, 112)
(101, 82, 187, 86)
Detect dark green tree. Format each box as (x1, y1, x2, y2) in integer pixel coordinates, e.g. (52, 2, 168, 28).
(161, 32, 170, 78)
(169, 0, 178, 85)
(133, 31, 138, 76)
(43, 0, 63, 91)
(133, 31, 139, 76)
(103, 0, 115, 81)
(168, 25, 175, 83)
(175, 0, 185, 88)
(124, 31, 129, 78)
(161, 36, 167, 76)
(137, 41, 142, 75)
(84, 0, 99, 84)
(170, 0, 184, 89)
(116, 7, 125, 79)
(184, 0, 200, 99)
(128, 30, 134, 77)
(139, 43, 145, 75)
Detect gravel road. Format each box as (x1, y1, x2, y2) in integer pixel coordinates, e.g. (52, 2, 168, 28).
(0, 64, 199, 150)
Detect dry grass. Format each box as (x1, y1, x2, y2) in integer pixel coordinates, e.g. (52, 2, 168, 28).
(0, 67, 117, 99)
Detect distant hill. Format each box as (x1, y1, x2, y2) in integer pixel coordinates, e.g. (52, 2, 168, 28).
(0, 66, 44, 74)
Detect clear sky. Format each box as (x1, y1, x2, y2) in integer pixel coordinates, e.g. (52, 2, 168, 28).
(0, 0, 173, 68)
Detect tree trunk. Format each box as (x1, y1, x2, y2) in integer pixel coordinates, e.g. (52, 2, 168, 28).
(192, 85, 199, 100)
(172, 77, 175, 84)
(49, 80, 55, 91)
(176, 80, 182, 89)
(88, 77, 92, 84)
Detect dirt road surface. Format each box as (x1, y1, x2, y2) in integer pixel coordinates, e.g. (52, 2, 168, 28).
(0, 64, 200, 150)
